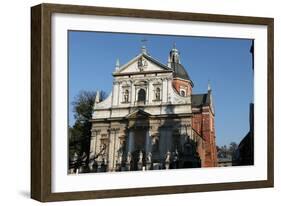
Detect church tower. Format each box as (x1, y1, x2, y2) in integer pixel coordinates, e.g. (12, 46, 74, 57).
(168, 44, 194, 97)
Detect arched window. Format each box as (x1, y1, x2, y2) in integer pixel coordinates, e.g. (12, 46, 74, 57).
(155, 87, 161, 100)
(124, 89, 129, 103)
(180, 90, 186, 97)
(138, 89, 146, 102)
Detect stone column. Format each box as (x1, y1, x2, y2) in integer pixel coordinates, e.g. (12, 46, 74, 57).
(131, 82, 136, 106)
(145, 130, 151, 153)
(128, 130, 134, 153)
(148, 80, 153, 104)
(147, 80, 150, 104)
(130, 81, 135, 106)
(112, 81, 119, 106)
(162, 78, 168, 103)
(107, 129, 116, 171)
(115, 126, 126, 169)
(114, 133, 121, 171)
(117, 82, 120, 106)
(167, 77, 173, 103)
(89, 129, 98, 159)
(96, 133, 102, 161)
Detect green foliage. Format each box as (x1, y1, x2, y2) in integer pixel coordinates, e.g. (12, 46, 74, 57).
(73, 91, 96, 123)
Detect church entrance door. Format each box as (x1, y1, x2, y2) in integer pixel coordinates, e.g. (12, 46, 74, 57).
(131, 129, 147, 170)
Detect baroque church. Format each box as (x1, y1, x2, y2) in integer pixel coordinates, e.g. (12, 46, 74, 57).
(89, 44, 217, 172)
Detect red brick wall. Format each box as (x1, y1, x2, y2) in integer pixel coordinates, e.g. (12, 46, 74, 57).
(194, 132, 205, 166)
(172, 79, 192, 96)
(192, 107, 217, 167)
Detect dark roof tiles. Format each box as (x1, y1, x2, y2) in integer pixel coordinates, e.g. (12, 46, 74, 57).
(170, 62, 191, 81)
(191, 92, 211, 107)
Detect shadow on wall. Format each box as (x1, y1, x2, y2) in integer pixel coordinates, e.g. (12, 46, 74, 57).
(151, 104, 201, 169)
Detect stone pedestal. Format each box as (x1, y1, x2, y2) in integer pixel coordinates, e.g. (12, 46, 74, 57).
(115, 163, 121, 172)
(146, 162, 152, 170)
(97, 161, 107, 172)
(126, 163, 131, 171)
(165, 162, 170, 169)
(78, 166, 84, 173)
(152, 163, 161, 170)
(137, 162, 143, 171)
(89, 161, 98, 172)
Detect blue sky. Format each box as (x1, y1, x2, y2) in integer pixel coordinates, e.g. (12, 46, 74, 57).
(68, 31, 253, 147)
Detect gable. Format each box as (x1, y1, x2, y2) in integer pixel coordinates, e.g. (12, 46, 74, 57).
(126, 109, 151, 119)
(115, 54, 172, 75)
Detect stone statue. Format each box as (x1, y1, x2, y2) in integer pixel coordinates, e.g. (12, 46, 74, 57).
(124, 90, 129, 102)
(146, 152, 152, 163)
(165, 151, 171, 169)
(118, 151, 123, 164)
(146, 152, 152, 170)
(137, 57, 147, 71)
(88, 159, 97, 172)
(151, 136, 159, 152)
(100, 143, 107, 154)
(138, 151, 143, 163)
(72, 152, 78, 162)
(173, 149, 179, 162)
(126, 152, 132, 164)
(103, 158, 107, 165)
(165, 151, 171, 163)
(152, 137, 156, 145)
(155, 88, 160, 100)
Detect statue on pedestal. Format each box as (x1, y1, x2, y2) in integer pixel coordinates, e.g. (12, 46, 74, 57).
(126, 152, 132, 171)
(146, 152, 152, 170)
(138, 151, 144, 170)
(115, 151, 123, 171)
(165, 151, 171, 169)
(172, 149, 179, 169)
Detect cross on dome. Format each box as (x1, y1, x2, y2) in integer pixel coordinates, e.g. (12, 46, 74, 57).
(141, 38, 148, 54)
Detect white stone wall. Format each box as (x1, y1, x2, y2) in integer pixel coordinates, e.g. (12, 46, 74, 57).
(93, 73, 192, 120)
(90, 53, 196, 171)
(93, 103, 192, 120)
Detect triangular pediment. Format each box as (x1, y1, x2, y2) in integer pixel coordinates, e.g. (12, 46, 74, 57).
(126, 109, 151, 119)
(114, 53, 172, 75)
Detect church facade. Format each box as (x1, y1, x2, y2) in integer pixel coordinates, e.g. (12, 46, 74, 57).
(89, 45, 217, 172)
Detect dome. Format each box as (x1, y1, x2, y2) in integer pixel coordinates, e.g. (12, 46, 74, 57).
(170, 62, 191, 81)
(168, 44, 192, 83)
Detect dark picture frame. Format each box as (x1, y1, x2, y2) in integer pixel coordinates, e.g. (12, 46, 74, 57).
(31, 3, 274, 202)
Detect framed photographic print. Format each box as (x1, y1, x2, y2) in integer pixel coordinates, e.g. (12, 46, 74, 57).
(31, 3, 274, 202)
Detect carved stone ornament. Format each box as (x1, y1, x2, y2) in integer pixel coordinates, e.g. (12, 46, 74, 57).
(137, 57, 148, 71)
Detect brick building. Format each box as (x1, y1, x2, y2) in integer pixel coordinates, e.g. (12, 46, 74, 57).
(191, 91, 217, 167)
